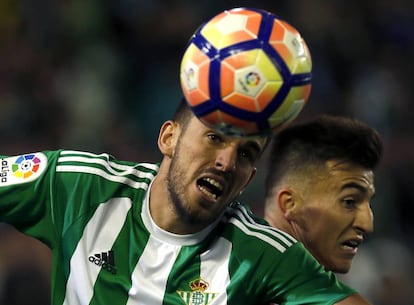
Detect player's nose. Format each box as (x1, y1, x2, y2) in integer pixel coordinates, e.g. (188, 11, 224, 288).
(354, 202, 374, 234)
(215, 145, 237, 172)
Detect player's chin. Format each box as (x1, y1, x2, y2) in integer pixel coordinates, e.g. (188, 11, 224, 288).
(329, 259, 353, 274)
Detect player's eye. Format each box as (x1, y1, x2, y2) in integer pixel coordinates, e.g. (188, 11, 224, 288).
(342, 197, 357, 209)
(238, 147, 258, 164)
(239, 150, 253, 163)
(207, 133, 223, 144)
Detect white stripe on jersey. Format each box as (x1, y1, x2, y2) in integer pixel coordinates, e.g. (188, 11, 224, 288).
(56, 165, 150, 189)
(127, 236, 182, 305)
(58, 151, 159, 174)
(63, 197, 132, 305)
(60, 150, 110, 157)
(200, 237, 231, 304)
(229, 217, 288, 253)
(235, 206, 297, 246)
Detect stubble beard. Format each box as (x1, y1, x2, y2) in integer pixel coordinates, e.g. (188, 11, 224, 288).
(167, 145, 210, 228)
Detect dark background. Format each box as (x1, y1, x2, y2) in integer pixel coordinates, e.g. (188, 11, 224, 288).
(0, 1, 413, 304)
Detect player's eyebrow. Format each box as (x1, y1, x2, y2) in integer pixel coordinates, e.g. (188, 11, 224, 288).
(340, 182, 373, 196)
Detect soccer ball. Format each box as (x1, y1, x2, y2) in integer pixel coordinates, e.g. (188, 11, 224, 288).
(180, 7, 312, 137)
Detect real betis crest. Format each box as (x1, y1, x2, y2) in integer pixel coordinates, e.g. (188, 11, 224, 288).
(177, 278, 218, 305)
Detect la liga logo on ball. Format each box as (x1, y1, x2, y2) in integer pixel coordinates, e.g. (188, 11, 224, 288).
(180, 7, 312, 136)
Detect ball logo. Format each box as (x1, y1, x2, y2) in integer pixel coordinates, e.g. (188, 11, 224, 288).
(245, 72, 261, 87)
(236, 69, 265, 97)
(12, 154, 42, 179)
(289, 36, 306, 57)
(183, 64, 198, 90)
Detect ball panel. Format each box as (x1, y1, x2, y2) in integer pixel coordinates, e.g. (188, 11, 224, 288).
(269, 20, 286, 41)
(267, 98, 306, 131)
(223, 93, 258, 112)
(269, 21, 311, 75)
(289, 54, 312, 75)
(256, 82, 283, 110)
(203, 110, 261, 136)
(180, 44, 211, 105)
(286, 84, 312, 106)
(222, 49, 281, 101)
(219, 63, 236, 97)
(267, 83, 311, 130)
(186, 89, 210, 107)
(221, 50, 266, 101)
(255, 49, 282, 81)
(242, 12, 262, 38)
(201, 11, 262, 50)
(288, 41, 312, 74)
(222, 49, 258, 69)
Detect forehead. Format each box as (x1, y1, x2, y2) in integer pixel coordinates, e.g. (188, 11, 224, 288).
(186, 116, 269, 151)
(324, 160, 375, 192)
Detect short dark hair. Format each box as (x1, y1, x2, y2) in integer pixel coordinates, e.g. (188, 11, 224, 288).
(172, 98, 194, 129)
(265, 115, 383, 197)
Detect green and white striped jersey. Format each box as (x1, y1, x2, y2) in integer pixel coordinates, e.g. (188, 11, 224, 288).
(0, 150, 355, 305)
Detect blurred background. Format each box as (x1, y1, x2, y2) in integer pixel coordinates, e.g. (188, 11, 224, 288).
(0, 0, 413, 304)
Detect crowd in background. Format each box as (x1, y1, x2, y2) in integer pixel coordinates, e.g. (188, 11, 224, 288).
(0, 0, 413, 304)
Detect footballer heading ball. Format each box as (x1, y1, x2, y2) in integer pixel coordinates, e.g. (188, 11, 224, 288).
(180, 7, 312, 137)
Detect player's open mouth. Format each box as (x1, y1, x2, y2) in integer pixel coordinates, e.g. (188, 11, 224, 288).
(341, 239, 361, 251)
(197, 177, 224, 200)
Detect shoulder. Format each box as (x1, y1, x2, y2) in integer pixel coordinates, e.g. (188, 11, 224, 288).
(55, 150, 159, 174)
(222, 202, 298, 254)
(54, 150, 159, 188)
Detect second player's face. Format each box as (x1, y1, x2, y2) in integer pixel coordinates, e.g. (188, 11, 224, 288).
(166, 117, 266, 231)
(294, 161, 375, 273)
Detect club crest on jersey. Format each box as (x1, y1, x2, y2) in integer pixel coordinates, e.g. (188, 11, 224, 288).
(0, 153, 47, 186)
(177, 278, 218, 305)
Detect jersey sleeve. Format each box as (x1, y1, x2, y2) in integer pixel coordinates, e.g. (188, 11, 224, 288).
(266, 242, 357, 304)
(0, 151, 62, 247)
(1, 150, 153, 251)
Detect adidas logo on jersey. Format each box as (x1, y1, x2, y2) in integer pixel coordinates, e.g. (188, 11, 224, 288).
(88, 250, 117, 275)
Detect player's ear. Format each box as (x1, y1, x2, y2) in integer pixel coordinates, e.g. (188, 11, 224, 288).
(158, 120, 179, 157)
(278, 188, 298, 220)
